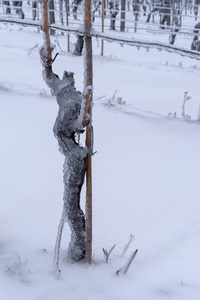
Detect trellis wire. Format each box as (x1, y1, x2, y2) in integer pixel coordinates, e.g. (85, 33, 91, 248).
(1, 1, 200, 33)
(0, 16, 200, 60)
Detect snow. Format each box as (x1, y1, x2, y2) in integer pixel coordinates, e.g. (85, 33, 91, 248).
(1, 25, 200, 299)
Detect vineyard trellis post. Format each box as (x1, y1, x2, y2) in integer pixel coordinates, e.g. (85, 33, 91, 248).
(84, 0, 93, 264)
(65, 0, 70, 52)
(101, 0, 104, 56)
(120, 0, 126, 32)
(59, 0, 63, 25)
(49, 0, 55, 35)
(41, 0, 52, 61)
(36, 1, 40, 32)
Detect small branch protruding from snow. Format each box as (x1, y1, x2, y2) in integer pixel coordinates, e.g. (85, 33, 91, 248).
(108, 90, 117, 106)
(27, 43, 39, 55)
(5, 254, 30, 283)
(102, 244, 116, 263)
(53, 206, 66, 271)
(116, 249, 138, 275)
(121, 234, 134, 258)
(182, 91, 191, 120)
(167, 112, 176, 118)
(111, 90, 117, 102)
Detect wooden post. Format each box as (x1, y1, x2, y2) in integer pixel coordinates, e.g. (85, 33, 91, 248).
(84, 0, 93, 264)
(101, 0, 104, 56)
(65, 0, 70, 52)
(49, 0, 55, 35)
(37, 0, 40, 33)
(120, 0, 126, 32)
(42, 0, 52, 61)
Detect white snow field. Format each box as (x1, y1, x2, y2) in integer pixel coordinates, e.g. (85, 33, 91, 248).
(0, 25, 200, 300)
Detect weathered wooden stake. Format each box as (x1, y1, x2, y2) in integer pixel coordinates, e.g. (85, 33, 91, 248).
(101, 0, 104, 56)
(41, 0, 52, 61)
(84, 0, 93, 264)
(120, 0, 126, 32)
(65, 0, 70, 52)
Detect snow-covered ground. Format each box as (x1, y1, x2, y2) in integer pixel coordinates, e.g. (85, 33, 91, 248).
(0, 25, 200, 300)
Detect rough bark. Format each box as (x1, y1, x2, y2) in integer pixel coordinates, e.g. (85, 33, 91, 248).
(40, 48, 87, 261)
(191, 22, 200, 50)
(72, 0, 83, 19)
(120, 0, 126, 32)
(73, 35, 84, 56)
(49, 0, 55, 35)
(109, 1, 119, 30)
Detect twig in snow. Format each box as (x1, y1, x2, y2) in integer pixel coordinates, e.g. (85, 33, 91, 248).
(5, 254, 30, 283)
(107, 90, 117, 106)
(116, 249, 138, 275)
(167, 112, 177, 118)
(121, 234, 134, 257)
(53, 206, 66, 271)
(102, 244, 116, 263)
(182, 91, 191, 120)
(27, 42, 39, 55)
(111, 89, 117, 102)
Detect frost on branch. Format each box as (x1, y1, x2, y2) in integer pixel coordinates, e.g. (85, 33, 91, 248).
(40, 46, 88, 261)
(5, 254, 30, 284)
(121, 233, 134, 257)
(116, 249, 138, 275)
(182, 91, 191, 120)
(102, 244, 116, 263)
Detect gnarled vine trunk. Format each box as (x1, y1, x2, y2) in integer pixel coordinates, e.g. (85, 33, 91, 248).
(40, 48, 87, 261)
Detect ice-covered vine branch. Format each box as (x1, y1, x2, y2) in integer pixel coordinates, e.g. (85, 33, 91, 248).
(116, 249, 138, 275)
(121, 234, 134, 258)
(102, 244, 116, 263)
(182, 91, 191, 120)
